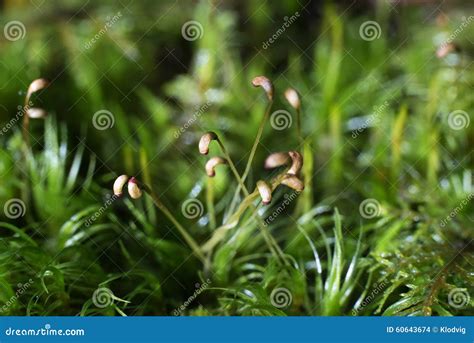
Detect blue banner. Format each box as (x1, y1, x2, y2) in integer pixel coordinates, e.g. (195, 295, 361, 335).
(0, 317, 472, 343)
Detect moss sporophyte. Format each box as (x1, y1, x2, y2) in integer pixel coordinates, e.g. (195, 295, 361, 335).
(113, 76, 305, 269)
